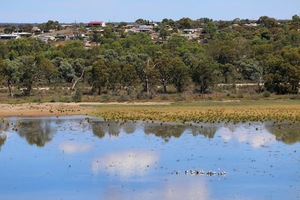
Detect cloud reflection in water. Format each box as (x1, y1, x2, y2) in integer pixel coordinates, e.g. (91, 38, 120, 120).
(219, 123, 276, 148)
(59, 142, 93, 154)
(103, 177, 209, 200)
(92, 150, 159, 178)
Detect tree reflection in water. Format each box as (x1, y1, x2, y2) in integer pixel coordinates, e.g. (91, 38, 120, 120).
(189, 124, 218, 139)
(0, 120, 9, 149)
(0, 134, 6, 149)
(90, 120, 137, 138)
(265, 122, 300, 144)
(143, 123, 186, 142)
(16, 119, 56, 147)
(90, 121, 120, 138)
(143, 122, 219, 142)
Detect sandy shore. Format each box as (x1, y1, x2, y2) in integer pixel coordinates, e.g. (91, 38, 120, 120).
(0, 102, 171, 117)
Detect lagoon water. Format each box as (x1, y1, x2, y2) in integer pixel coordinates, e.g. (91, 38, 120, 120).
(0, 116, 299, 200)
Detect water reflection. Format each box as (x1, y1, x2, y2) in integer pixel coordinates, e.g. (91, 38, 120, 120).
(190, 124, 218, 138)
(0, 134, 6, 149)
(103, 178, 209, 200)
(265, 122, 300, 144)
(0, 121, 9, 149)
(0, 116, 299, 200)
(90, 120, 121, 138)
(144, 123, 186, 142)
(15, 119, 57, 147)
(92, 150, 159, 178)
(219, 123, 276, 148)
(59, 142, 93, 154)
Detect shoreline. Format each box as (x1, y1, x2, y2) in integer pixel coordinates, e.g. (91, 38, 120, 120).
(0, 101, 300, 123)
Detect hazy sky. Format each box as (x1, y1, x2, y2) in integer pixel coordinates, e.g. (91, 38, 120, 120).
(1, 0, 300, 23)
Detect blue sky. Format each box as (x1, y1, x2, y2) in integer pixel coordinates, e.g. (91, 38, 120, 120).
(1, 0, 300, 23)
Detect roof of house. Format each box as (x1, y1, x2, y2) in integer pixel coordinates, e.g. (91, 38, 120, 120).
(89, 21, 104, 25)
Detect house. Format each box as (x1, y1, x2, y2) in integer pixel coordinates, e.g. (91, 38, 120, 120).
(138, 25, 153, 32)
(0, 34, 20, 40)
(88, 21, 106, 27)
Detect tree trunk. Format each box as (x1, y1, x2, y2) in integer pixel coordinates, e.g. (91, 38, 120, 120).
(71, 70, 85, 93)
(162, 79, 167, 94)
(98, 86, 102, 95)
(146, 78, 150, 98)
(7, 79, 13, 97)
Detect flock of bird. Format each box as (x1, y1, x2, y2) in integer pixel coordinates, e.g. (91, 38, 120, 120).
(175, 169, 227, 176)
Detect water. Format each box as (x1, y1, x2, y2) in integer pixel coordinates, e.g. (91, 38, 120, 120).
(0, 116, 299, 200)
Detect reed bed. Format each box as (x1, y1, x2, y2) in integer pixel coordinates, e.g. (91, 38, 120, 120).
(86, 101, 300, 123)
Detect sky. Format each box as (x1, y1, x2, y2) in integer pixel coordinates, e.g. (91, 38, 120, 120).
(1, 0, 300, 23)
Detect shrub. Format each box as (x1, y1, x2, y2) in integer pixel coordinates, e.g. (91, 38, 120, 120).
(117, 95, 130, 102)
(72, 89, 82, 102)
(99, 95, 111, 102)
(263, 91, 271, 98)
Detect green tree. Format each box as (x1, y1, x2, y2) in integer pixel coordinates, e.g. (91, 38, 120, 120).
(257, 16, 278, 28)
(155, 54, 173, 93)
(203, 22, 217, 38)
(18, 55, 57, 95)
(134, 54, 158, 97)
(90, 60, 109, 95)
(191, 58, 217, 94)
(61, 40, 87, 59)
(171, 57, 189, 93)
(0, 59, 22, 97)
(178, 17, 193, 29)
(263, 52, 300, 94)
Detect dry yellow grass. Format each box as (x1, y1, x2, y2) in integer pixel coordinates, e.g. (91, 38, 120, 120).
(86, 101, 300, 123)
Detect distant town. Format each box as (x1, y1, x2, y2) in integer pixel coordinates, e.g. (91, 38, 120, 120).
(0, 17, 294, 47)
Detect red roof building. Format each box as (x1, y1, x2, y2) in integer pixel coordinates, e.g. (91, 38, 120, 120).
(88, 21, 106, 27)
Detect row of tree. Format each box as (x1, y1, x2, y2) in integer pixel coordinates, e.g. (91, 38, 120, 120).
(0, 16, 300, 97)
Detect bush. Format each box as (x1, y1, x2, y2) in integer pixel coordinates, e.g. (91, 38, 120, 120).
(117, 95, 130, 102)
(99, 94, 111, 102)
(72, 89, 82, 102)
(263, 91, 271, 98)
(160, 95, 169, 100)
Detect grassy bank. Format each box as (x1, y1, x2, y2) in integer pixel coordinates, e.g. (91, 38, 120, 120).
(83, 99, 300, 123)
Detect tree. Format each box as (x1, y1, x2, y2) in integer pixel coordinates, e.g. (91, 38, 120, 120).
(134, 54, 158, 98)
(0, 59, 22, 97)
(263, 52, 300, 94)
(203, 22, 217, 38)
(191, 58, 217, 94)
(171, 57, 189, 93)
(6, 38, 49, 57)
(120, 55, 139, 87)
(155, 54, 175, 93)
(54, 58, 75, 83)
(61, 40, 87, 59)
(90, 60, 109, 95)
(178, 17, 193, 29)
(257, 16, 278, 28)
(239, 59, 263, 92)
(4, 25, 16, 34)
(18, 55, 57, 96)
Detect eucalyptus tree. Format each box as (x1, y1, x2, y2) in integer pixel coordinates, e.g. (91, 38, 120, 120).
(170, 57, 190, 93)
(263, 49, 300, 94)
(191, 58, 218, 94)
(119, 55, 139, 89)
(90, 60, 109, 95)
(0, 58, 22, 97)
(134, 53, 158, 97)
(18, 54, 57, 96)
(154, 54, 174, 93)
